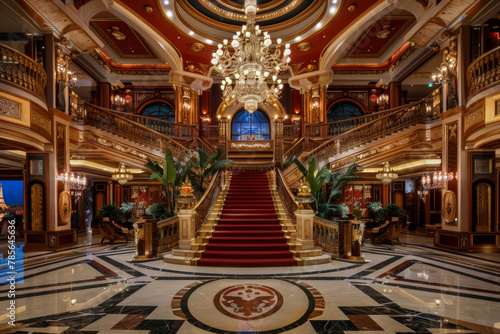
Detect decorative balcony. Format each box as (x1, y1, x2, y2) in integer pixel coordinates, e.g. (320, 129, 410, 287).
(467, 46, 500, 98)
(0, 44, 47, 102)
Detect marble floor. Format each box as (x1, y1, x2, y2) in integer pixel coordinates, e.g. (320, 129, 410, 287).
(1, 233, 500, 334)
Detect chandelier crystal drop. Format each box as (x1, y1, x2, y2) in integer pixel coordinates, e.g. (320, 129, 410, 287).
(112, 162, 134, 185)
(58, 172, 87, 190)
(211, 0, 291, 114)
(376, 161, 398, 184)
(422, 171, 456, 190)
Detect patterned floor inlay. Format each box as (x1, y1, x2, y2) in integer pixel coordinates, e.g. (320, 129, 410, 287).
(2, 241, 500, 333)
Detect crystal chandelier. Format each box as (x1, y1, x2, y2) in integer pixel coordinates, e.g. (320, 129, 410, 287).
(422, 171, 456, 190)
(58, 172, 87, 190)
(112, 163, 133, 185)
(211, 0, 291, 114)
(376, 161, 398, 184)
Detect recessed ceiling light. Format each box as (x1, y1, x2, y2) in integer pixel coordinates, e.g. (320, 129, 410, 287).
(294, 36, 301, 41)
(315, 22, 322, 29)
(166, 10, 173, 18)
(329, 7, 336, 14)
(189, 31, 194, 36)
(164, 0, 169, 4)
(205, 39, 213, 44)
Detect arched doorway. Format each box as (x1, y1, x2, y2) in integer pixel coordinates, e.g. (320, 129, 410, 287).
(231, 109, 271, 140)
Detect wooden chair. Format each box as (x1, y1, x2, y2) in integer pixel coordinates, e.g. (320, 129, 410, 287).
(98, 218, 128, 244)
(371, 219, 402, 245)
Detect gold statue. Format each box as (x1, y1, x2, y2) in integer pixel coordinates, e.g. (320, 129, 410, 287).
(296, 178, 314, 210)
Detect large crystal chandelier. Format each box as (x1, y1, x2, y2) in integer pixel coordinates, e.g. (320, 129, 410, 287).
(211, 0, 291, 113)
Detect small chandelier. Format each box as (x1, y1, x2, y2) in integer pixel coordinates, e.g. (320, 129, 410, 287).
(58, 172, 87, 190)
(417, 186, 429, 202)
(376, 161, 398, 184)
(422, 171, 456, 190)
(211, 0, 291, 114)
(112, 163, 133, 185)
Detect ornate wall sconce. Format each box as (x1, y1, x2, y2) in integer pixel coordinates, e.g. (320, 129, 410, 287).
(432, 39, 458, 109)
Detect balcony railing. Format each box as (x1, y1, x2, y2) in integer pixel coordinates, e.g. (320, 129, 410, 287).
(0, 44, 47, 102)
(467, 46, 500, 98)
(305, 100, 427, 163)
(108, 110, 197, 139)
(74, 102, 188, 158)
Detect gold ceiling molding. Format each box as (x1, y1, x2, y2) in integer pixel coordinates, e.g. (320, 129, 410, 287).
(296, 43, 314, 52)
(174, 0, 325, 40)
(188, 43, 206, 52)
(90, 19, 156, 59)
(24, 0, 100, 52)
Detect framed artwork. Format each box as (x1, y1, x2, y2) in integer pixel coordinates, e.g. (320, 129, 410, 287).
(30, 160, 43, 175)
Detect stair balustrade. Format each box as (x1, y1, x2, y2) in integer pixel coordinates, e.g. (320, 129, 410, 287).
(194, 170, 223, 232)
(276, 168, 298, 224)
(157, 216, 179, 252)
(0, 43, 47, 102)
(73, 101, 188, 159)
(467, 45, 500, 98)
(305, 108, 396, 139)
(305, 100, 427, 164)
(313, 216, 340, 253)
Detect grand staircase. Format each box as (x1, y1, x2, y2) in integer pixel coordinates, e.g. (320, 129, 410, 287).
(164, 171, 330, 267)
(197, 172, 297, 267)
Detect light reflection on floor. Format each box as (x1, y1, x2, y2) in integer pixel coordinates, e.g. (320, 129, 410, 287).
(0, 233, 499, 333)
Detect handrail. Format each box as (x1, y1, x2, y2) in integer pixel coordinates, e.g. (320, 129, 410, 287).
(283, 137, 321, 162)
(305, 105, 398, 138)
(305, 100, 427, 164)
(0, 43, 47, 102)
(105, 108, 197, 138)
(194, 170, 222, 232)
(276, 168, 298, 223)
(156, 216, 179, 251)
(313, 216, 339, 252)
(74, 101, 188, 159)
(467, 45, 500, 98)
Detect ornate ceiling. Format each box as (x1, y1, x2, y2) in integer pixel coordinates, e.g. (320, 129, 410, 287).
(22, 0, 479, 85)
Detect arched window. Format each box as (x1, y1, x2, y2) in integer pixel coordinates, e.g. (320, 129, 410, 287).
(327, 101, 364, 122)
(141, 102, 175, 122)
(231, 109, 270, 140)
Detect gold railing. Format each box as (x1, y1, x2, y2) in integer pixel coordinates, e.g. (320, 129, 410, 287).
(467, 46, 500, 98)
(276, 168, 298, 224)
(305, 108, 395, 138)
(283, 137, 321, 162)
(207, 125, 219, 138)
(228, 162, 275, 172)
(0, 44, 47, 102)
(305, 100, 427, 163)
(74, 102, 188, 158)
(157, 216, 179, 251)
(194, 170, 222, 232)
(283, 124, 298, 139)
(107, 109, 197, 139)
(313, 216, 339, 252)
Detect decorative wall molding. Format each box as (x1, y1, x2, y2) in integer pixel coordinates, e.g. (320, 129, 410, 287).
(31, 110, 51, 134)
(464, 105, 484, 133)
(0, 97, 21, 119)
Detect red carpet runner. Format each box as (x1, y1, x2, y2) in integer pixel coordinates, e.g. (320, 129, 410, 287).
(197, 172, 297, 267)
